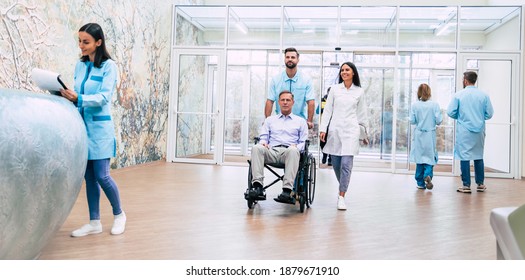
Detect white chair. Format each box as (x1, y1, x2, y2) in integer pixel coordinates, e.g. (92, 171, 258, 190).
(489, 203, 525, 260)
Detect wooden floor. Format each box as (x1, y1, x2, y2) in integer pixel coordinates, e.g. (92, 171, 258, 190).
(38, 160, 525, 260)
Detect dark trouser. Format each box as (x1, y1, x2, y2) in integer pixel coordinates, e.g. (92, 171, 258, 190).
(415, 163, 433, 187)
(85, 159, 123, 220)
(460, 159, 484, 187)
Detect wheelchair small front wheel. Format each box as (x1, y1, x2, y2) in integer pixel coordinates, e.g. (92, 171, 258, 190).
(247, 198, 255, 209)
(299, 194, 305, 213)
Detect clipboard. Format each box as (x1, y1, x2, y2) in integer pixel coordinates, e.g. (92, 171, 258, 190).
(31, 68, 68, 95)
(57, 76, 68, 90)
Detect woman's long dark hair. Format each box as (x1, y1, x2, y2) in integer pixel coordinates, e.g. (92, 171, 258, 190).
(338, 61, 361, 87)
(79, 23, 112, 68)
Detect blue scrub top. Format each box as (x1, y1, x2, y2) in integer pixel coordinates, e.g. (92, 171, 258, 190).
(268, 70, 314, 119)
(74, 59, 118, 160)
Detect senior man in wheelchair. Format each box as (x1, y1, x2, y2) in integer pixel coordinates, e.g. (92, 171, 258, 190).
(250, 90, 308, 204)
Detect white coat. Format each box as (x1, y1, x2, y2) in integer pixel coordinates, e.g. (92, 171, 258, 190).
(319, 82, 368, 156)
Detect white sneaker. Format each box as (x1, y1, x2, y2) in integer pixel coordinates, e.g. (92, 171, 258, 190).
(111, 211, 126, 235)
(71, 221, 102, 237)
(337, 196, 347, 211)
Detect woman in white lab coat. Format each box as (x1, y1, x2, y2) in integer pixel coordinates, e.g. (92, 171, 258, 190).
(319, 62, 368, 210)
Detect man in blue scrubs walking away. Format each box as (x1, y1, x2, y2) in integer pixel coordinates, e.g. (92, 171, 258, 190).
(447, 71, 494, 193)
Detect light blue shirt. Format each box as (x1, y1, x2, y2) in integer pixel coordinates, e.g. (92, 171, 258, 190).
(259, 113, 308, 151)
(74, 59, 118, 160)
(268, 71, 314, 119)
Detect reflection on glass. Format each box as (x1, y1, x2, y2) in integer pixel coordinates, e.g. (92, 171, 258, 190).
(176, 114, 204, 158)
(178, 55, 207, 113)
(175, 6, 226, 47)
(176, 55, 217, 160)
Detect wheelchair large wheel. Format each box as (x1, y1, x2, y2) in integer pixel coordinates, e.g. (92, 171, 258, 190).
(246, 166, 256, 209)
(307, 155, 316, 205)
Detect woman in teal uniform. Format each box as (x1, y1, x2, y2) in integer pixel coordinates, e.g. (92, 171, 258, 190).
(60, 23, 126, 237)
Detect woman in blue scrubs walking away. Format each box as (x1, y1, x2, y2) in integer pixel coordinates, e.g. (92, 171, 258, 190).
(60, 23, 126, 237)
(409, 84, 443, 190)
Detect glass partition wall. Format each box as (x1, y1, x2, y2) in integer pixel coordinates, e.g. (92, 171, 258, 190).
(168, 5, 523, 179)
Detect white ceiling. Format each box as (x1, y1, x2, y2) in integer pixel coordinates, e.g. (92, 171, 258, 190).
(177, 5, 521, 33)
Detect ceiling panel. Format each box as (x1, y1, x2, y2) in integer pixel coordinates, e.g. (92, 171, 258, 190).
(176, 5, 521, 33)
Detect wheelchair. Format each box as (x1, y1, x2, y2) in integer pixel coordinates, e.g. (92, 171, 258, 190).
(244, 138, 316, 213)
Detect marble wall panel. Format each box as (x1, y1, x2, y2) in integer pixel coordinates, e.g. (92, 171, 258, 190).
(0, 0, 200, 168)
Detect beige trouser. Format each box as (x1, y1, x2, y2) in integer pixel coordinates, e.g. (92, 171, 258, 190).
(250, 144, 300, 191)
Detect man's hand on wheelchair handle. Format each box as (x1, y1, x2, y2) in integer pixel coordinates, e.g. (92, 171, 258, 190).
(307, 121, 313, 129)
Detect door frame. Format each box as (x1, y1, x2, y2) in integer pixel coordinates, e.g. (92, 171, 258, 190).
(456, 52, 521, 179)
(167, 48, 226, 164)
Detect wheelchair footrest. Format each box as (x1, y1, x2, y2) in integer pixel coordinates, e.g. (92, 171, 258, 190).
(245, 189, 266, 201)
(273, 194, 296, 205)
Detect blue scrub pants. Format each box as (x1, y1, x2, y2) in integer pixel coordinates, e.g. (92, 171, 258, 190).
(415, 163, 433, 187)
(85, 159, 123, 220)
(331, 155, 354, 193)
(460, 159, 484, 187)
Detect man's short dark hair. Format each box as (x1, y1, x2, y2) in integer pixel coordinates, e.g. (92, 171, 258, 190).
(284, 47, 299, 57)
(463, 71, 478, 84)
(279, 90, 294, 100)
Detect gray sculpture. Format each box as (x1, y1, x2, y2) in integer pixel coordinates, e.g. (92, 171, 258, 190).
(0, 89, 88, 259)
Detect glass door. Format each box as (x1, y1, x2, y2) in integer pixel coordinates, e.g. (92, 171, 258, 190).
(400, 52, 457, 175)
(320, 51, 397, 171)
(167, 49, 225, 164)
(222, 50, 322, 165)
(223, 50, 281, 164)
(456, 53, 520, 179)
